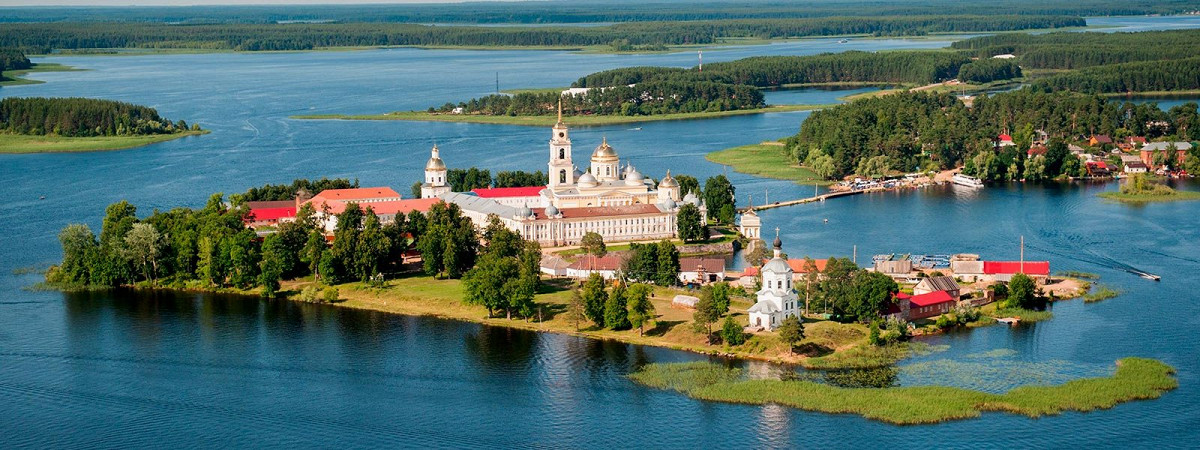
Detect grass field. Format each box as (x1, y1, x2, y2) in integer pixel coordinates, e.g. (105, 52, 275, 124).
(0, 131, 208, 154)
(0, 63, 83, 86)
(291, 105, 823, 127)
(277, 273, 896, 368)
(629, 357, 1177, 424)
(706, 141, 829, 185)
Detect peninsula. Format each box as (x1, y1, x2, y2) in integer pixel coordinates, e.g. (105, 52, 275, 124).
(0, 97, 205, 154)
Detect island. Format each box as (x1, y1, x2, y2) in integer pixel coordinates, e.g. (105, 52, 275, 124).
(1099, 173, 1200, 203)
(0, 48, 82, 87)
(0, 97, 206, 154)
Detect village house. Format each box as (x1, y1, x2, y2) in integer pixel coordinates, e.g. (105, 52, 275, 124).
(1139, 142, 1191, 170)
(539, 254, 571, 277)
(995, 134, 1015, 148)
(678, 257, 726, 285)
(244, 200, 297, 228)
(887, 290, 957, 321)
(914, 276, 961, 299)
(1088, 135, 1113, 147)
(564, 254, 623, 280)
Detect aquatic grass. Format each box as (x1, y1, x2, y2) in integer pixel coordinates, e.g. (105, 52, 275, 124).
(1056, 271, 1100, 280)
(1084, 286, 1120, 303)
(989, 307, 1053, 323)
(800, 343, 913, 370)
(629, 358, 1177, 425)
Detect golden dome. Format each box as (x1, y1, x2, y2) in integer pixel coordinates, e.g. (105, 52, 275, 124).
(592, 136, 618, 161)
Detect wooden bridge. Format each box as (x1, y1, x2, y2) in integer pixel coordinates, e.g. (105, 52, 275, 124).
(737, 187, 889, 213)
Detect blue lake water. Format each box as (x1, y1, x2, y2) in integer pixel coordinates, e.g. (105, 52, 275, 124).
(2, 16, 1200, 448)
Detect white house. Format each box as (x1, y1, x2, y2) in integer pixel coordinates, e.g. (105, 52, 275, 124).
(565, 255, 623, 280)
(540, 255, 571, 277)
(747, 236, 801, 330)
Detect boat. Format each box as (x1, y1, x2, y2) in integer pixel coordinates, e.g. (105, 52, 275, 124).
(838, 39, 850, 44)
(952, 173, 984, 188)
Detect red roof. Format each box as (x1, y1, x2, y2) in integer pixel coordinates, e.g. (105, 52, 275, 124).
(742, 258, 828, 277)
(998, 134, 1013, 141)
(982, 261, 1049, 276)
(246, 207, 296, 222)
(532, 204, 662, 220)
(1130, 136, 1147, 144)
(568, 255, 625, 271)
(471, 186, 545, 198)
(909, 290, 955, 307)
(312, 187, 401, 201)
(1028, 146, 1047, 157)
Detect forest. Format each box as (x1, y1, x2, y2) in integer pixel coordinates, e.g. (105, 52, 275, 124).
(0, 48, 31, 74)
(950, 29, 1200, 69)
(0, 97, 200, 137)
(433, 80, 764, 116)
(0, 15, 1083, 53)
(786, 90, 1200, 180)
(1031, 57, 1200, 94)
(0, 1, 1188, 24)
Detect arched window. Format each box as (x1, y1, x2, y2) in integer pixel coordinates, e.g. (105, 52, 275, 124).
(559, 148, 565, 159)
(559, 170, 567, 183)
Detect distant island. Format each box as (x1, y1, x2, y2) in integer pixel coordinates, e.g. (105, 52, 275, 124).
(0, 97, 206, 154)
(0, 48, 82, 87)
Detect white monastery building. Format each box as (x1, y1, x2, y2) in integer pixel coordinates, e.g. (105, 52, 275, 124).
(420, 102, 705, 247)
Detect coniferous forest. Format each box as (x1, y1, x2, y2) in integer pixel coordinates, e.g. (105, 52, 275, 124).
(0, 97, 200, 137)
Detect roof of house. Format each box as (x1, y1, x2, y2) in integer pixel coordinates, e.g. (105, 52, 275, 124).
(1091, 135, 1113, 143)
(567, 255, 625, 271)
(747, 300, 780, 314)
(540, 254, 572, 271)
(471, 186, 547, 198)
(742, 258, 828, 276)
(440, 191, 523, 218)
(1142, 142, 1193, 152)
(310, 198, 438, 215)
(910, 290, 956, 307)
(679, 257, 726, 274)
(245, 200, 295, 210)
(1028, 146, 1047, 156)
(982, 261, 1050, 276)
(312, 187, 401, 201)
(246, 207, 296, 222)
(1129, 136, 1147, 144)
(917, 276, 960, 292)
(997, 134, 1013, 142)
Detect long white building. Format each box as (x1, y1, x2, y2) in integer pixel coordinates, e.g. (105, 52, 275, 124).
(421, 104, 705, 247)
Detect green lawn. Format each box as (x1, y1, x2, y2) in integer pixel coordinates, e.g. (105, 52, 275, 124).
(629, 357, 1177, 425)
(706, 142, 829, 185)
(0, 131, 208, 154)
(291, 105, 823, 127)
(0, 63, 83, 86)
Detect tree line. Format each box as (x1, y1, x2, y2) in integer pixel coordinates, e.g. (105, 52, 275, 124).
(0, 48, 31, 76)
(956, 59, 1022, 83)
(951, 29, 1200, 70)
(1030, 57, 1200, 94)
(0, 15, 1091, 53)
(409, 168, 547, 197)
(3, 1, 1181, 25)
(0, 97, 200, 137)
(230, 177, 358, 202)
(432, 79, 764, 117)
(786, 89, 1200, 180)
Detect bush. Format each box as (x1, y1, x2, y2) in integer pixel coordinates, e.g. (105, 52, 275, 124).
(721, 316, 746, 346)
(298, 285, 321, 303)
(322, 286, 340, 303)
(867, 320, 881, 346)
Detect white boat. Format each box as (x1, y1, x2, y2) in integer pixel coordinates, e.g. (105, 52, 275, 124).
(952, 173, 984, 188)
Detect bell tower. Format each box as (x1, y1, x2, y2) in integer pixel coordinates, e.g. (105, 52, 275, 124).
(548, 99, 574, 190)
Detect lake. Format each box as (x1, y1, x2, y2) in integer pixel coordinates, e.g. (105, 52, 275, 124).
(2, 15, 1200, 448)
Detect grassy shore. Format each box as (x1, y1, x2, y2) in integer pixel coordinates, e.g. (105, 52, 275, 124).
(628, 357, 1177, 425)
(0, 131, 208, 154)
(1084, 286, 1121, 303)
(278, 273, 907, 368)
(0, 63, 83, 86)
(291, 105, 823, 127)
(1099, 190, 1200, 203)
(706, 141, 829, 185)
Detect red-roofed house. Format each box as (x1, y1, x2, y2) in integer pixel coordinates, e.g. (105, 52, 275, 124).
(679, 257, 726, 284)
(1027, 145, 1047, 158)
(304, 188, 433, 232)
(470, 186, 546, 207)
(886, 290, 957, 321)
(1129, 136, 1147, 146)
(1088, 135, 1113, 147)
(566, 254, 625, 280)
(996, 134, 1015, 147)
(244, 207, 297, 228)
(982, 261, 1050, 282)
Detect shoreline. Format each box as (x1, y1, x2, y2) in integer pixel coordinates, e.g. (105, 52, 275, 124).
(0, 63, 84, 87)
(0, 130, 209, 154)
(291, 105, 823, 127)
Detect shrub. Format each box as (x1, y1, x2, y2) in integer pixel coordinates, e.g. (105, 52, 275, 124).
(322, 286, 340, 303)
(721, 316, 746, 346)
(299, 285, 321, 303)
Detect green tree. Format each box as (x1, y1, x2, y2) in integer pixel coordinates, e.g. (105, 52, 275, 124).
(720, 316, 746, 345)
(674, 175, 700, 199)
(463, 252, 519, 317)
(778, 315, 805, 351)
(580, 231, 607, 257)
(604, 283, 631, 330)
(743, 239, 767, 266)
(693, 292, 722, 340)
(626, 283, 655, 335)
(703, 175, 736, 223)
(847, 270, 899, 322)
(302, 230, 326, 279)
(1007, 273, 1038, 309)
(654, 240, 680, 286)
(581, 273, 608, 326)
(355, 208, 392, 282)
(675, 202, 705, 242)
(122, 223, 164, 283)
(701, 281, 732, 315)
(258, 233, 286, 298)
(566, 289, 586, 331)
(56, 224, 98, 284)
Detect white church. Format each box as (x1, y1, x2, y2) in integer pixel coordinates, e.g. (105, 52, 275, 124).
(747, 234, 801, 330)
(418, 102, 707, 247)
